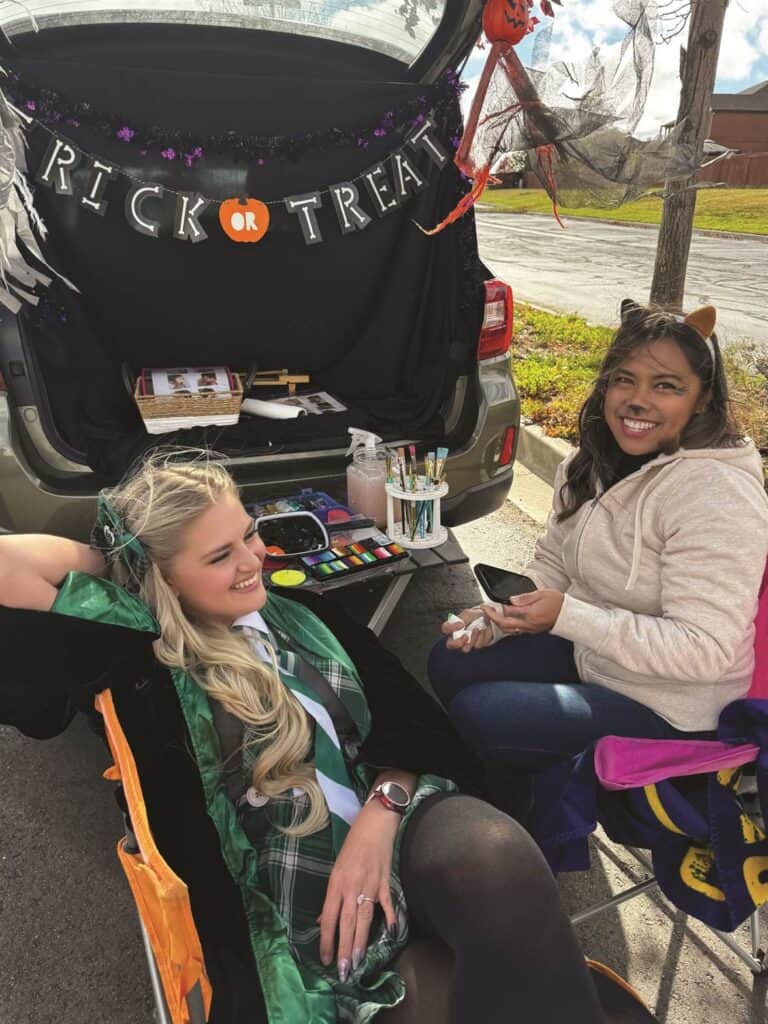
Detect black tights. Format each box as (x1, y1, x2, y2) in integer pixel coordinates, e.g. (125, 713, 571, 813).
(397, 793, 605, 1024)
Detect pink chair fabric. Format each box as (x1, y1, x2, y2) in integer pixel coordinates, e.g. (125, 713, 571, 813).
(594, 561, 768, 791)
(749, 563, 768, 699)
(594, 736, 758, 791)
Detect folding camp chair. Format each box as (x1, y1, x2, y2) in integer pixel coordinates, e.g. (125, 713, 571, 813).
(566, 563, 768, 975)
(93, 685, 458, 1024)
(95, 688, 212, 1024)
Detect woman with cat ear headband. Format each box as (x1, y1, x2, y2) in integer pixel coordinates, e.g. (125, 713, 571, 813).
(430, 300, 768, 816)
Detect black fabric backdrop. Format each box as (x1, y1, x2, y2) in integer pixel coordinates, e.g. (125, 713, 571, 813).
(2, 25, 485, 481)
(0, 589, 487, 1022)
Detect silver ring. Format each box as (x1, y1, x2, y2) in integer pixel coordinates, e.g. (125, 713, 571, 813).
(357, 893, 376, 907)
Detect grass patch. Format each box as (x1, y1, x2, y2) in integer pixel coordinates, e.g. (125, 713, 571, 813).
(481, 188, 768, 235)
(513, 303, 768, 478)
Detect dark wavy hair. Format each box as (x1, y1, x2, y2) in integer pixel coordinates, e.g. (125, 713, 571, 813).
(558, 301, 741, 522)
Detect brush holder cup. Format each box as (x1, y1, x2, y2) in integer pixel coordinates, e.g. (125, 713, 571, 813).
(385, 481, 448, 550)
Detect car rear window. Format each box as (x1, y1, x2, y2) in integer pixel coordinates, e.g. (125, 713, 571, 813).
(1, 0, 447, 64)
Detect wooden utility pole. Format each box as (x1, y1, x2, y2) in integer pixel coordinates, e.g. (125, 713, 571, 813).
(649, 0, 729, 309)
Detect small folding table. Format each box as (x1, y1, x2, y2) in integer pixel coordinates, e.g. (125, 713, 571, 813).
(268, 530, 468, 636)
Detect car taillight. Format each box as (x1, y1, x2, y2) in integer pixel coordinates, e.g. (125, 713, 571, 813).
(498, 426, 516, 467)
(478, 279, 513, 360)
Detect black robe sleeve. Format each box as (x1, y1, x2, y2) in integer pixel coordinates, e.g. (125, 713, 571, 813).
(0, 604, 157, 737)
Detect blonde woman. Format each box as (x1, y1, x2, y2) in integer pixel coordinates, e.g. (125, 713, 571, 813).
(0, 453, 657, 1024)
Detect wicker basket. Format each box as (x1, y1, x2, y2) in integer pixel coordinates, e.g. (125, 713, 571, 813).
(134, 373, 244, 425)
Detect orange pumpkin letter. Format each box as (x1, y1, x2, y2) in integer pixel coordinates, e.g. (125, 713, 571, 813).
(218, 197, 270, 243)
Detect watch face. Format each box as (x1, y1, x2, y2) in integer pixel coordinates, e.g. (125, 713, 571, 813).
(380, 781, 410, 808)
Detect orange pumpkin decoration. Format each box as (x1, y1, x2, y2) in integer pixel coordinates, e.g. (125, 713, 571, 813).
(218, 197, 270, 243)
(483, 0, 532, 45)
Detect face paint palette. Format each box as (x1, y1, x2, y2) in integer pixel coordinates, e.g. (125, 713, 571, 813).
(301, 536, 408, 580)
(247, 490, 351, 525)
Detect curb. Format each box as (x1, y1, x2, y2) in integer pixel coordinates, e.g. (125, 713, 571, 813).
(477, 207, 768, 243)
(516, 422, 572, 486)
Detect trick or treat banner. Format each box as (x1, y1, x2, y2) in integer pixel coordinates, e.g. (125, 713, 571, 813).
(33, 117, 451, 248)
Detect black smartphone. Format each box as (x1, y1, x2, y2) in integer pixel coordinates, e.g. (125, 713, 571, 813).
(473, 563, 537, 604)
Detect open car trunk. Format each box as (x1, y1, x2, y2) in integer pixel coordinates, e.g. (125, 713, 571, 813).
(1, 22, 485, 485)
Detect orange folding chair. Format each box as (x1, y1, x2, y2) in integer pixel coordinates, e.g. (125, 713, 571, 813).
(95, 688, 213, 1024)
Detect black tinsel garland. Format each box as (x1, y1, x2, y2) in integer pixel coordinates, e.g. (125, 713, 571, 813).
(4, 67, 466, 168)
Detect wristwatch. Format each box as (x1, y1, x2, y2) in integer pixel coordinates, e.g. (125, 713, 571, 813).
(366, 780, 411, 816)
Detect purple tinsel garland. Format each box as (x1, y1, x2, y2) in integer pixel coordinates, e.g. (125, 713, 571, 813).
(6, 68, 465, 167)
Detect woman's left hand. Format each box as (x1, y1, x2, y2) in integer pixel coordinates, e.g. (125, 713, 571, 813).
(483, 589, 565, 636)
(318, 799, 400, 982)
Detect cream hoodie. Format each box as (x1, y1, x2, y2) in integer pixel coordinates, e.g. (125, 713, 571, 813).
(521, 442, 768, 731)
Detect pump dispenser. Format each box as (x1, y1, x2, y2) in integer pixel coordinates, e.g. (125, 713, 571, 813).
(346, 428, 388, 527)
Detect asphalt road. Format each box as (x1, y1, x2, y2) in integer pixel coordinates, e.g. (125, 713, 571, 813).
(476, 212, 768, 348)
(2, 491, 767, 1024)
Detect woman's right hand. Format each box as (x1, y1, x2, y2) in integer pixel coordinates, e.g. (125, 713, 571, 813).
(440, 609, 495, 652)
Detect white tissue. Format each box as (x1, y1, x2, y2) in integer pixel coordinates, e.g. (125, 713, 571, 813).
(447, 613, 488, 640)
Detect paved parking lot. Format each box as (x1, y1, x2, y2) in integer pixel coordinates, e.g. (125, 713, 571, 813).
(1, 481, 767, 1022)
(476, 212, 768, 349)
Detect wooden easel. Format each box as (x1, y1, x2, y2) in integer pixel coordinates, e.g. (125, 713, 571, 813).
(249, 369, 310, 395)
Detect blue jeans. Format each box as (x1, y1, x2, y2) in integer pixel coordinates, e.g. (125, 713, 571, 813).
(428, 633, 712, 770)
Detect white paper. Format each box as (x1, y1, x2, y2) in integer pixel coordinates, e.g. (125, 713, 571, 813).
(269, 391, 347, 415)
(240, 398, 308, 420)
(143, 413, 240, 434)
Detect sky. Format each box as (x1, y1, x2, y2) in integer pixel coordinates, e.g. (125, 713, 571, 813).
(461, 0, 768, 138)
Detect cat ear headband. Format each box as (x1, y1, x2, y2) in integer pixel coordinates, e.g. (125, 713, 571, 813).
(620, 299, 716, 361)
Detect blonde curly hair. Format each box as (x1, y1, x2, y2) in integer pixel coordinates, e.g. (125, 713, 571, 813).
(106, 451, 328, 836)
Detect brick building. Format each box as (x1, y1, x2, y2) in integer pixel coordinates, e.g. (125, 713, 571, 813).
(699, 81, 768, 187)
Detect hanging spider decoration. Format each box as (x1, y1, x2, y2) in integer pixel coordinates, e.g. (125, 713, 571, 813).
(417, 0, 561, 234)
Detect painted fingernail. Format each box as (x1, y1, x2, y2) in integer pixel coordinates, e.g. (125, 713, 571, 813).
(389, 923, 397, 938)
(338, 958, 350, 983)
(320, 951, 332, 967)
(352, 948, 364, 971)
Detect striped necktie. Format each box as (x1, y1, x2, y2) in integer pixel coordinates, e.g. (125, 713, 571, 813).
(235, 618, 362, 852)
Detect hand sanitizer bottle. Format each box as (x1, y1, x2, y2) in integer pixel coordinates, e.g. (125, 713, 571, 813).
(346, 428, 388, 527)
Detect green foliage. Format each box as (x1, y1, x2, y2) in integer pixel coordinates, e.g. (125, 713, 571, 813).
(722, 345, 768, 466)
(516, 306, 613, 355)
(512, 303, 611, 441)
(514, 358, 594, 399)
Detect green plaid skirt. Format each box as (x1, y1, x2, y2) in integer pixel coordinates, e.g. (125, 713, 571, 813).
(173, 591, 457, 1024)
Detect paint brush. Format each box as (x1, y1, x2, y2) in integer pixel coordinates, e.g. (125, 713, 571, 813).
(435, 446, 449, 483)
(396, 447, 409, 531)
(410, 498, 428, 542)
